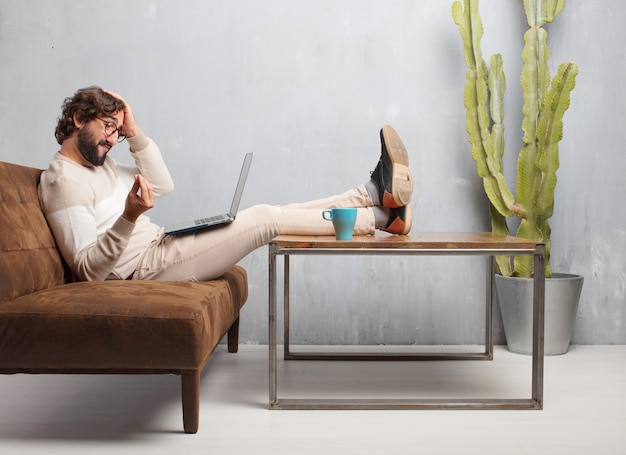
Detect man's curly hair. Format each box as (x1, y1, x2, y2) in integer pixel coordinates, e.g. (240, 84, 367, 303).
(54, 86, 125, 145)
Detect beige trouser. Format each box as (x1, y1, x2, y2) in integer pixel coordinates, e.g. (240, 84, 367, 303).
(133, 186, 375, 281)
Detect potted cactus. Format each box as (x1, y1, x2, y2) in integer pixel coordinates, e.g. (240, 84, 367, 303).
(452, 0, 583, 354)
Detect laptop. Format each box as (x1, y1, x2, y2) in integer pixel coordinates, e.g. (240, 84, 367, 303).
(164, 153, 253, 235)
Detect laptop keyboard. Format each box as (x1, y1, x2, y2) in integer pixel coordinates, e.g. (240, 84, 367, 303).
(195, 215, 227, 225)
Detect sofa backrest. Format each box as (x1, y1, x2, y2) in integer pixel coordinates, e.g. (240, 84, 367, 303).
(0, 161, 66, 303)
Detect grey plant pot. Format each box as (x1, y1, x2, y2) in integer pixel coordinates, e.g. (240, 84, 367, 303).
(495, 273, 584, 355)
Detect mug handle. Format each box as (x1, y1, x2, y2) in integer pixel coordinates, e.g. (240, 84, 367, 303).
(322, 210, 334, 221)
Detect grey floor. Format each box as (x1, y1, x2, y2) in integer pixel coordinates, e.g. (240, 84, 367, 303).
(0, 345, 624, 454)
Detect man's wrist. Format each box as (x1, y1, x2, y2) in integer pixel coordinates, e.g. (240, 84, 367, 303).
(124, 128, 139, 139)
(126, 130, 150, 151)
(121, 214, 138, 224)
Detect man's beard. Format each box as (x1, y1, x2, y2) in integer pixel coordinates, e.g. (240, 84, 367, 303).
(77, 126, 111, 167)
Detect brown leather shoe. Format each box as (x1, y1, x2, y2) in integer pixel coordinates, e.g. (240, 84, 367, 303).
(381, 205, 412, 235)
(370, 125, 413, 208)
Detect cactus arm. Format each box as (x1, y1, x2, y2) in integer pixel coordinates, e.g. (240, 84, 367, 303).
(536, 62, 578, 222)
(452, 0, 481, 69)
(453, 0, 491, 174)
(533, 61, 579, 278)
(453, 0, 515, 219)
(463, 64, 490, 177)
(486, 54, 516, 216)
(514, 61, 577, 278)
(487, 54, 511, 255)
(545, 0, 566, 24)
(524, 0, 566, 26)
(513, 24, 550, 278)
(488, 54, 505, 167)
(516, 25, 551, 223)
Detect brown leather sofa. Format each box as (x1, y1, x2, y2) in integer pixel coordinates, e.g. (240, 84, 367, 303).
(0, 161, 248, 434)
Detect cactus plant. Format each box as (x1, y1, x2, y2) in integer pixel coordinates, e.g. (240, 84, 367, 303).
(452, 0, 578, 278)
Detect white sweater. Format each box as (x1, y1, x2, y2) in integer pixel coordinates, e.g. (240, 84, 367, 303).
(38, 132, 174, 281)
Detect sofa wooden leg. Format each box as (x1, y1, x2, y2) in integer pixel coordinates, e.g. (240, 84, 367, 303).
(181, 370, 200, 434)
(228, 316, 240, 353)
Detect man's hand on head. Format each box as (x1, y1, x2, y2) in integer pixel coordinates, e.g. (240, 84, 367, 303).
(104, 90, 139, 139)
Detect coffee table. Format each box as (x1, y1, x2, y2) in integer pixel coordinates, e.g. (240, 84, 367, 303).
(268, 233, 545, 410)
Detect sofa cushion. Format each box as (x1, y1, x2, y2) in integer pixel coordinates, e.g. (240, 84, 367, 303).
(0, 266, 248, 371)
(0, 162, 65, 303)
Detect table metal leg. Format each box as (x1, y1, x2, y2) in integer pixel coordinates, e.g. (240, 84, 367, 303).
(268, 243, 278, 408)
(531, 244, 546, 409)
(485, 255, 495, 359)
(284, 255, 292, 359)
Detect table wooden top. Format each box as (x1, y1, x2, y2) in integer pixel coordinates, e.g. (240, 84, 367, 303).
(270, 232, 541, 251)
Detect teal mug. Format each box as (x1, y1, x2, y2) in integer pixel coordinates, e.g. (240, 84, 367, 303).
(322, 208, 357, 240)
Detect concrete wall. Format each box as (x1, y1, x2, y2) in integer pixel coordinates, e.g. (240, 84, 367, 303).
(1, 0, 623, 345)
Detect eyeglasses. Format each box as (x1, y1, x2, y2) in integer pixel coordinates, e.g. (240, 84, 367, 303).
(96, 118, 126, 143)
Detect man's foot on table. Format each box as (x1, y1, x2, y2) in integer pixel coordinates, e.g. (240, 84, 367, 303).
(380, 205, 412, 235)
(370, 125, 413, 208)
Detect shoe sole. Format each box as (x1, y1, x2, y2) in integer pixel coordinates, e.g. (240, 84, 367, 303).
(381, 125, 412, 207)
(382, 205, 412, 235)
